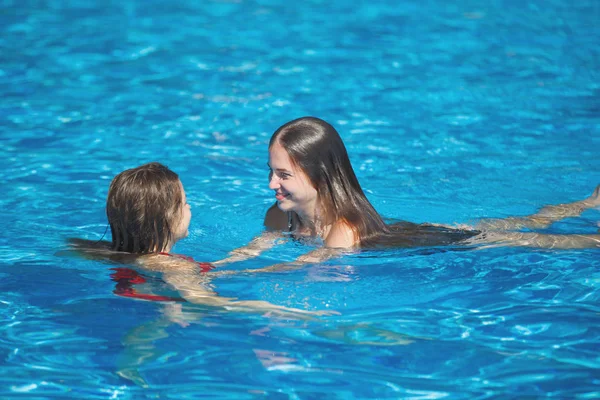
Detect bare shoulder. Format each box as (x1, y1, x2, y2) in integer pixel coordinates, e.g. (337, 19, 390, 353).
(264, 202, 288, 231)
(140, 253, 204, 274)
(325, 220, 357, 249)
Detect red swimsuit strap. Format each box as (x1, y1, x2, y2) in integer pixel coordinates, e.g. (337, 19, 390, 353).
(110, 267, 185, 303)
(109, 252, 217, 303)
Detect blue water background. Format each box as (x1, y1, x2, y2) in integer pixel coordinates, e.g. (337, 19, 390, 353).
(1, 0, 600, 398)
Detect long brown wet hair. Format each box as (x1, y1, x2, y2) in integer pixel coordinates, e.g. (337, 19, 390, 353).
(106, 162, 183, 253)
(269, 116, 390, 245)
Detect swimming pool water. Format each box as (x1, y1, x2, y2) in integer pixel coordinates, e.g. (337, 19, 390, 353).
(1, 0, 599, 398)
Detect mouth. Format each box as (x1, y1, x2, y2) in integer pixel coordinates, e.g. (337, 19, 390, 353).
(275, 192, 289, 201)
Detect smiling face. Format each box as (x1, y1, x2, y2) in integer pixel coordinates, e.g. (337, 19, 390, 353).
(268, 141, 318, 219)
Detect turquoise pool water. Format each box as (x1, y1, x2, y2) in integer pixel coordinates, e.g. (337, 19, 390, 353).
(1, 0, 599, 398)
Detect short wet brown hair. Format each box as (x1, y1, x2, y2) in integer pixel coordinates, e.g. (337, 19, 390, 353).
(106, 162, 182, 253)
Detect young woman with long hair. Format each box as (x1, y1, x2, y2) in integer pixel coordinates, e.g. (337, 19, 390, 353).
(216, 117, 600, 267)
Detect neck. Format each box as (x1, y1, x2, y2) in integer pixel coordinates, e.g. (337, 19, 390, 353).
(295, 202, 330, 237)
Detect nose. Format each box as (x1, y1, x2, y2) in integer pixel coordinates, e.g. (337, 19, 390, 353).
(268, 173, 279, 190)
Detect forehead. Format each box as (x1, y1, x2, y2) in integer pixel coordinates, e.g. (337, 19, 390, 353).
(268, 142, 294, 169)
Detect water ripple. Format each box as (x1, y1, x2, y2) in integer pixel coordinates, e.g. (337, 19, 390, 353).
(2, 0, 600, 397)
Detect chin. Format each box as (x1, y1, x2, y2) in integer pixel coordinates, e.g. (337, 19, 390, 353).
(276, 200, 294, 212)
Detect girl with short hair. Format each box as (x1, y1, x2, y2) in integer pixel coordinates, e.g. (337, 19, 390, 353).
(72, 161, 332, 316)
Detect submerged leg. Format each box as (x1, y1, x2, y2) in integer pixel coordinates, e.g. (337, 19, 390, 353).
(475, 185, 600, 231)
(466, 230, 600, 249)
(116, 308, 182, 388)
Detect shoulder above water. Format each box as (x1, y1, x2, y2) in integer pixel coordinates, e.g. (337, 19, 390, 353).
(324, 220, 357, 249)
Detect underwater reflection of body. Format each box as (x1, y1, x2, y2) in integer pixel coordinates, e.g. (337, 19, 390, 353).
(215, 117, 600, 272)
(68, 162, 336, 386)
